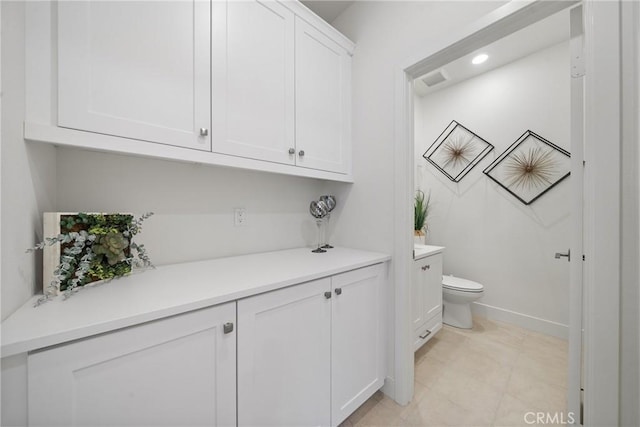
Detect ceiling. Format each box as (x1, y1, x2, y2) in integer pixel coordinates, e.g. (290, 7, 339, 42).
(300, 0, 354, 23)
(414, 8, 570, 97)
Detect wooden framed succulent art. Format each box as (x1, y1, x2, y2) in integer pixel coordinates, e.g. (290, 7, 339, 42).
(28, 212, 153, 303)
(483, 130, 570, 205)
(423, 120, 494, 182)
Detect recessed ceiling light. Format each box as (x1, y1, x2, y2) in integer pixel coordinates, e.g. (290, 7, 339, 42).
(472, 54, 489, 65)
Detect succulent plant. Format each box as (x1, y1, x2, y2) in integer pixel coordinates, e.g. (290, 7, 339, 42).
(93, 230, 129, 265)
(28, 212, 154, 305)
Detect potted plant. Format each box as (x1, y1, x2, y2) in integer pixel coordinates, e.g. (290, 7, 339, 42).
(414, 190, 430, 244)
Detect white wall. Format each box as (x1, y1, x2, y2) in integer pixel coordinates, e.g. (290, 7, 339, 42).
(1, 1, 57, 320)
(1, 3, 57, 426)
(325, 1, 505, 253)
(56, 149, 323, 266)
(324, 0, 506, 396)
(414, 42, 571, 336)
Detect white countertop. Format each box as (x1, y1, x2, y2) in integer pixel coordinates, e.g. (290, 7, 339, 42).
(1, 247, 390, 358)
(414, 244, 445, 260)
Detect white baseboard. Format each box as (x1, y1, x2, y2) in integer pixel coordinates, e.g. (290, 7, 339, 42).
(471, 302, 569, 339)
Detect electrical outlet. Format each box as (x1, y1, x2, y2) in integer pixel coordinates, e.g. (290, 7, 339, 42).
(234, 208, 247, 226)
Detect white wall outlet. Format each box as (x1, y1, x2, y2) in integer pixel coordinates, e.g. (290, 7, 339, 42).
(234, 208, 247, 226)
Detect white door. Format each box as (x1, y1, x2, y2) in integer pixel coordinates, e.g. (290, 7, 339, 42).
(58, 0, 211, 151)
(567, 5, 585, 421)
(331, 264, 385, 426)
(411, 260, 425, 329)
(237, 278, 331, 427)
(28, 304, 236, 426)
(295, 17, 351, 174)
(212, 0, 295, 164)
(421, 253, 443, 321)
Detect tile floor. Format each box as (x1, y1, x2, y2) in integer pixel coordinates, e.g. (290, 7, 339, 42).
(340, 316, 569, 427)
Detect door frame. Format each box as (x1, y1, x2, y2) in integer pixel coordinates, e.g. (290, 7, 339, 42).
(392, 0, 623, 423)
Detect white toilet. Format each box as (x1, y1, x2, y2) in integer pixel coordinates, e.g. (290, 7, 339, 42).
(442, 275, 484, 329)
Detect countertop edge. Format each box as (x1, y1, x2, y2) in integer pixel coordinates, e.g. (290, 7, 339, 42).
(1, 248, 391, 358)
(413, 245, 445, 260)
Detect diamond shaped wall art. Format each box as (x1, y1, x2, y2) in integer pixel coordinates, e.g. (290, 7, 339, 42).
(423, 120, 494, 182)
(483, 130, 570, 205)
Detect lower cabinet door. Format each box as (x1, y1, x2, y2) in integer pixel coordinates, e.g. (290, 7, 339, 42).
(27, 303, 236, 427)
(237, 278, 331, 427)
(331, 264, 385, 426)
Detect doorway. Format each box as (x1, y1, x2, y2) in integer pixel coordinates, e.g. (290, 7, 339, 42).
(392, 1, 623, 424)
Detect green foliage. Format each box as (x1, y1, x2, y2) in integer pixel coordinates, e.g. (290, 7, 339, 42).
(28, 212, 153, 305)
(93, 231, 129, 265)
(414, 190, 431, 232)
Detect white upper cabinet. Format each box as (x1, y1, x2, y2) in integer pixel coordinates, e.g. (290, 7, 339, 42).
(27, 0, 354, 180)
(212, 0, 295, 164)
(295, 17, 351, 174)
(57, 0, 211, 151)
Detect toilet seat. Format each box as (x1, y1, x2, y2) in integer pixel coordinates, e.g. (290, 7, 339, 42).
(443, 275, 484, 293)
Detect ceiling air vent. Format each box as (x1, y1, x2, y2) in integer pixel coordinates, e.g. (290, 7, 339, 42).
(421, 70, 448, 87)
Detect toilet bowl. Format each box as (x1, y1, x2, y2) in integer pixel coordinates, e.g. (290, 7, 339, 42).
(442, 275, 484, 329)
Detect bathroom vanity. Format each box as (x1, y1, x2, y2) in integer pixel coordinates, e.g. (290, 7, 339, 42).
(412, 245, 444, 350)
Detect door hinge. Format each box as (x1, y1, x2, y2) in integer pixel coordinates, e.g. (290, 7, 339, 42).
(571, 54, 585, 78)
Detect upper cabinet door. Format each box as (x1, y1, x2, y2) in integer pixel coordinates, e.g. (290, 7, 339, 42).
(295, 17, 351, 174)
(58, 1, 211, 151)
(212, 0, 295, 164)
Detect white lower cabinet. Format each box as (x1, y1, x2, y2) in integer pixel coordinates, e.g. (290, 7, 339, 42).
(27, 303, 236, 427)
(238, 263, 385, 427)
(25, 263, 386, 427)
(238, 277, 332, 426)
(412, 253, 443, 351)
(331, 264, 385, 425)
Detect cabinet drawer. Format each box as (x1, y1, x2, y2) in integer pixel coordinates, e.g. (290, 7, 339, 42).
(413, 311, 442, 351)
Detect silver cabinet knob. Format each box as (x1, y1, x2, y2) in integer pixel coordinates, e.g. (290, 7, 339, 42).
(335, 288, 342, 296)
(324, 291, 332, 299)
(223, 322, 234, 334)
(288, 148, 295, 155)
(298, 150, 305, 157)
(421, 265, 430, 271)
(200, 128, 209, 137)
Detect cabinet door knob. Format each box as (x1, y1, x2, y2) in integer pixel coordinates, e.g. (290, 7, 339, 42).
(335, 288, 342, 296)
(288, 148, 295, 155)
(421, 265, 430, 271)
(223, 322, 234, 334)
(200, 128, 209, 137)
(419, 330, 431, 339)
(298, 150, 305, 157)
(324, 291, 332, 299)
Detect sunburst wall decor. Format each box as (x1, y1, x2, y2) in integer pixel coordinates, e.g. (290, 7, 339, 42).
(423, 120, 494, 182)
(483, 130, 570, 205)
